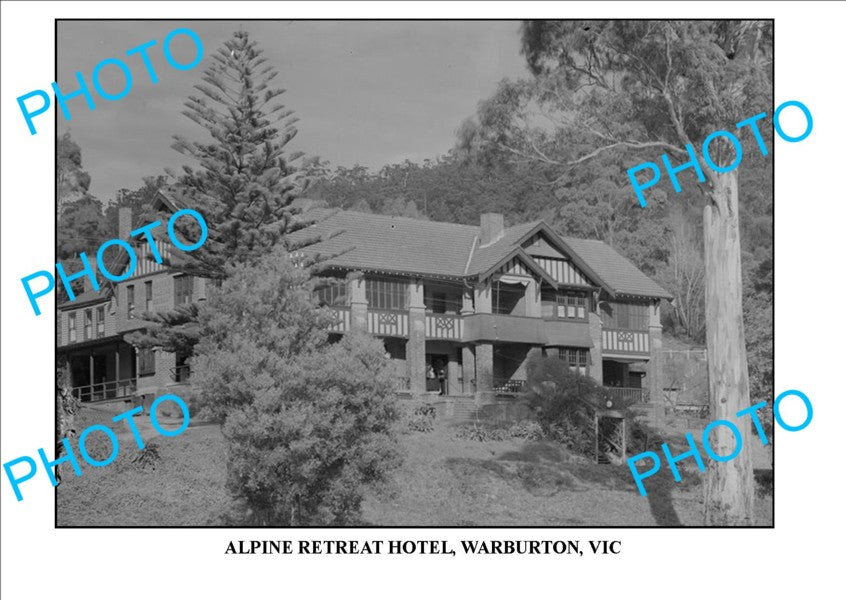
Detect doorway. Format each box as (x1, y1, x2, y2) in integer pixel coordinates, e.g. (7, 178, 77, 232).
(426, 353, 449, 394)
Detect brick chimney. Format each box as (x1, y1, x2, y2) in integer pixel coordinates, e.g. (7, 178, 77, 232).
(118, 206, 132, 240)
(479, 213, 504, 247)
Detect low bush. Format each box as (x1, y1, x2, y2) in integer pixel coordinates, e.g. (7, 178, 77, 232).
(544, 419, 594, 455)
(130, 442, 161, 470)
(407, 404, 437, 432)
(456, 421, 508, 442)
(508, 420, 544, 441)
(626, 419, 659, 455)
(456, 419, 545, 443)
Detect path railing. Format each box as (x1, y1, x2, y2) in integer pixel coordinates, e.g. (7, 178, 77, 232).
(72, 378, 137, 403)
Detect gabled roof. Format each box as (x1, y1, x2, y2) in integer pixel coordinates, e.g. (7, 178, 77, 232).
(155, 188, 183, 212)
(477, 247, 558, 288)
(465, 221, 541, 274)
(58, 287, 112, 309)
(563, 237, 672, 299)
(288, 208, 671, 299)
(503, 221, 608, 291)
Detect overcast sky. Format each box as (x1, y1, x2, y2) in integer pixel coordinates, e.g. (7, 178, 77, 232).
(57, 20, 528, 202)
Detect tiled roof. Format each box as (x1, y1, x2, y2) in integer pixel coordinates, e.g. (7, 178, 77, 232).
(465, 221, 541, 274)
(289, 209, 670, 298)
(288, 210, 478, 278)
(562, 237, 672, 299)
(58, 287, 111, 308)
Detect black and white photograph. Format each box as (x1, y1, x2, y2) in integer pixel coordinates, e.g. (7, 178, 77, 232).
(50, 18, 774, 528)
(9, 1, 846, 598)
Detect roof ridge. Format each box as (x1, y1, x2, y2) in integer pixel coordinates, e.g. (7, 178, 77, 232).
(337, 209, 480, 230)
(463, 234, 478, 275)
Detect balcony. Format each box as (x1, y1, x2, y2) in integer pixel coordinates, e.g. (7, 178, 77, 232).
(327, 306, 351, 333)
(463, 313, 545, 344)
(463, 313, 591, 346)
(425, 313, 463, 340)
(367, 309, 409, 337)
(323, 307, 598, 347)
(601, 328, 650, 357)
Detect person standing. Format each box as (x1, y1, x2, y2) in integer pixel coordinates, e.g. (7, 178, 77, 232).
(437, 364, 446, 396)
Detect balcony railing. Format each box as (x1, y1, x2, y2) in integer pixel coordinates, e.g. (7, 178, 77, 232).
(170, 365, 191, 383)
(425, 313, 463, 340)
(327, 306, 351, 333)
(603, 386, 649, 406)
(601, 328, 650, 356)
(73, 378, 137, 403)
(493, 378, 526, 395)
(463, 313, 548, 345)
(367, 309, 409, 337)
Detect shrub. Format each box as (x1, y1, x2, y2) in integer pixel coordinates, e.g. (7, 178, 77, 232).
(220, 332, 402, 526)
(626, 419, 659, 455)
(130, 442, 161, 470)
(192, 251, 402, 526)
(545, 419, 594, 455)
(407, 404, 437, 432)
(456, 421, 508, 442)
(524, 355, 613, 457)
(508, 420, 544, 441)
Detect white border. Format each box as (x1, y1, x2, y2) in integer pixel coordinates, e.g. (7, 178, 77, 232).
(2, 2, 843, 597)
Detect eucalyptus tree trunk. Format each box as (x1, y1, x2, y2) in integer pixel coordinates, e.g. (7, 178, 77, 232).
(702, 169, 755, 525)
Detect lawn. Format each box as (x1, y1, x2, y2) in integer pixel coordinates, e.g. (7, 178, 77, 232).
(57, 406, 773, 527)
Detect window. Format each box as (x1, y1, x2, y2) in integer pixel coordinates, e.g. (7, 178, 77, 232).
(627, 303, 650, 330)
(600, 301, 650, 330)
(426, 291, 447, 314)
(556, 347, 589, 376)
(542, 290, 587, 320)
(424, 287, 462, 314)
(174, 276, 194, 306)
(96, 306, 105, 338)
(84, 309, 93, 340)
(127, 285, 135, 319)
(314, 282, 347, 306)
(68, 312, 77, 343)
(138, 348, 156, 376)
(492, 282, 524, 315)
(145, 281, 153, 313)
(365, 278, 408, 310)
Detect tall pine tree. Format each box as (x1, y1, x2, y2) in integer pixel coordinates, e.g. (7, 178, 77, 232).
(132, 30, 310, 355)
(168, 29, 307, 278)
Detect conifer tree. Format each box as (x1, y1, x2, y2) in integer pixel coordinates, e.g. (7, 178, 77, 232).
(166, 29, 307, 279)
(132, 30, 310, 355)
